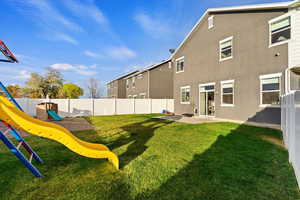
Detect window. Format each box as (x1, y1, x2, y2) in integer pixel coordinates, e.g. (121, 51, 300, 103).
(269, 16, 291, 46)
(137, 74, 143, 79)
(176, 57, 184, 73)
(221, 80, 234, 106)
(126, 79, 129, 89)
(219, 37, 233, 61)
(208, 16, 214, 29)
(180, 86, 190, 104)
(132, 77, 136, 88)
(139, 93, 146, 99)
(260, 73, 281, 106)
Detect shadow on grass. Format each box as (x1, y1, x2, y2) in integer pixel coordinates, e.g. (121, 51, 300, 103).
(0, 116, 299, 200)
(134, 124, 300, 200)
(110, 118, 174, 168)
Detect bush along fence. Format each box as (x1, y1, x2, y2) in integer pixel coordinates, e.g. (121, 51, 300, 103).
(281, 91, 300, 188)
(15, 98, 174, 117)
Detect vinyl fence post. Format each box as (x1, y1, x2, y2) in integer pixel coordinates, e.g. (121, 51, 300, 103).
(92, 98, 95, 116)
(133, 98, 136, 114)
(68, 98, 70, 117)
(166, 98, 168, 111)
(114, 98, 117, 115)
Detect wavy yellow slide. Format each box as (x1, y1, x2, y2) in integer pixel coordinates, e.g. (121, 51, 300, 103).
(0, 96, 119, 169)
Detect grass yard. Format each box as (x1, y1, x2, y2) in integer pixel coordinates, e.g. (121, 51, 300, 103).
(0, 114, 299, 200)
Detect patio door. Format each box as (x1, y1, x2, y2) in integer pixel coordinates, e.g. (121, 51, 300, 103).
(199, 83, 215, 117)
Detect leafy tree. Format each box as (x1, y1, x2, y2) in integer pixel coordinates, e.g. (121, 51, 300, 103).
(25, 73, 44, 98)
(59, 83, 83, 99)
(1, 84, 21, 98)
(44, 68, 64, 98)
(24, 68, 63, 98)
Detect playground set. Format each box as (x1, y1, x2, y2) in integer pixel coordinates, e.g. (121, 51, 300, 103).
(36, 102, 63, 121)
(0, 41, 119, 177)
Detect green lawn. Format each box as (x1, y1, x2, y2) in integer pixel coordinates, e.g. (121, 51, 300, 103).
(0, 114, 299, 200)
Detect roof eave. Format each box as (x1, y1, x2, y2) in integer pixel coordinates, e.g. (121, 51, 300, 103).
(171, 2, 291, 58)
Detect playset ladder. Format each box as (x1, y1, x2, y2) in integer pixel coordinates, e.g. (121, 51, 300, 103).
(0, 82, 43, 177)
(0, 41, 43, 177)
(0, 123, 43, 177)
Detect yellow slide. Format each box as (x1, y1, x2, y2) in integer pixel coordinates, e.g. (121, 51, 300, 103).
(0, 96, 119, 169)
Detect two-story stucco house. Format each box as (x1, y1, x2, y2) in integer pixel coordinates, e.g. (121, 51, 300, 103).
(171, 1, 300, 124)
(125, 59, 173, 99)
(107, 70, 138, 98)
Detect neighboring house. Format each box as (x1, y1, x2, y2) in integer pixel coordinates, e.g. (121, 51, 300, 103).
(125, 59, 173, 99)
(107, 70, 138, 98)
(171, 1, 300, 124)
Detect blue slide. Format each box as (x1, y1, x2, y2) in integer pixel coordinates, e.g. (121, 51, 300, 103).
(47, 110, 63, 121)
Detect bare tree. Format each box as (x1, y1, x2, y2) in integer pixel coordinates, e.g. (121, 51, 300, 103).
(86, 78, 101, 98)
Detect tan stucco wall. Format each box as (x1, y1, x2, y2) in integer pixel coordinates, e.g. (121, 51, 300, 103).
(126, 71, 149, 98)
(149, 62, 174, 99)
(173, 10, 288, 124)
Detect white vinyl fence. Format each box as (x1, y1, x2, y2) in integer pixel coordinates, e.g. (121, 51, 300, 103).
(281, 91, 300, 188)
(15, 98, 174, 117)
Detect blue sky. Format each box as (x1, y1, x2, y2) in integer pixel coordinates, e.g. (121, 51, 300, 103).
(0, 0, 289, 93)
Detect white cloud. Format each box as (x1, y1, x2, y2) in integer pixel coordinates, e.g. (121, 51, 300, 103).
(84, 50, 103, 59)
(11, 0, 81, 45)
(84, 47, 136, 60)
(134, 12, 171, 38)
(15, 70, 31, 79)
(55, 33, 78, 45)
(63, 0, 109, 26)
(50, 63, 74, 70)
(16, 0, 83, 32)
(49, 63, 97, 76)
(106, 47, 137, 60)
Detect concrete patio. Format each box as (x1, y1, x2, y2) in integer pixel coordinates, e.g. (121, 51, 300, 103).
(155, 115, 281, 130)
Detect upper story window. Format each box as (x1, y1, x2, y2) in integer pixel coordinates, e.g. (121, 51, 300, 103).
(139, 93, 146, 99)
(126, 79, 129, 89)
(221, 80, 234, 106)
(260, 73, 282, 106)
(137, 74, 143, 79)
(180, 86, 190, 104)
(219, 36, 233, 62)
(208, 16, 214, 29)
(132, 77, 136, 88)
(269, 15, 291, 47)
(176, 57, 184, 73)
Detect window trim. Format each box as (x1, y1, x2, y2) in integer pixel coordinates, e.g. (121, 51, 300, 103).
(139, 93, 146, 99)
(220, 80, 235, 107)
(268, 13, 291, 48)
(259, 73, 282, 107)
(219, 36, 233, 62)
(208, 15, 214, 29)
(137, 74, 144, 79)
(180, 86, 191, 104)
(132, 77, 136, 88)
(126, 79, 129, 89)
(176, 56, 185, 73)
